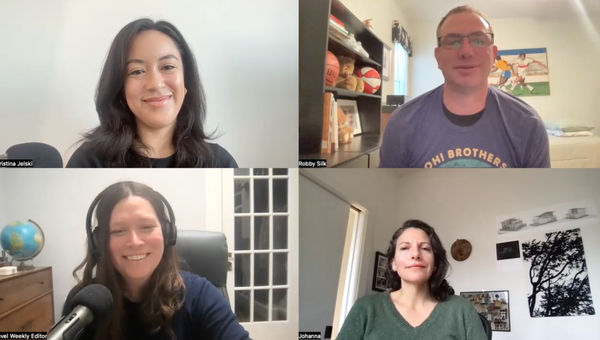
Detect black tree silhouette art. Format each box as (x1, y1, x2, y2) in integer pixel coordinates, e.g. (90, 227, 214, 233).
(522, 228, 595, 317)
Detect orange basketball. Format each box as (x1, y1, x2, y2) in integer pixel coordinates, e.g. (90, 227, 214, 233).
(325, 51, 339, 86)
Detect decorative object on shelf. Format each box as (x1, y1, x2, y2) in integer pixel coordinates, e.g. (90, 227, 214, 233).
(325, 51, 340, 86)
(450, 239, 472, 261)
(338, 34, 369, 58)
(461, 290, 511, 331)
(356, 67, 381, 94)
(335, 56, 364, 93)
(496, 240, 520, 260)
(362, 18, 373, 29)
(337, 107, 354, 144)
(372, 251, 389, 292)
(0, 219, 45, 270)
(337, 99, 362, 135)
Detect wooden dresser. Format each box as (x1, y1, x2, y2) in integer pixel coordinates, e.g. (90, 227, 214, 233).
(0, 267, 54, 332)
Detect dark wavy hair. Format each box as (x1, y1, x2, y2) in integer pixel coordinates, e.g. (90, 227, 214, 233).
(83, 19, 215, 167)
(385, 219, 454, 301)
(72, 181, 184, 340)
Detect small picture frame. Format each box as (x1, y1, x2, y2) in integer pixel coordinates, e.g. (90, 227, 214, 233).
(372, 251, 389, 292)
(460, 290, 511, 332)
(336, 99, 362, 135)
(496, 241, 520, 260)
(382, 44, 391, 81)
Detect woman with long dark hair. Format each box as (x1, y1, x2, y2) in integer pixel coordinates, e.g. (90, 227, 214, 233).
(67, 19, 237, 167)
(336, 219, 486, 339)
(64, 181, 248, 339)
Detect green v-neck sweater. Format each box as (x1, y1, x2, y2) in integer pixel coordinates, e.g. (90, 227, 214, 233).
(337, 293, 487, 340)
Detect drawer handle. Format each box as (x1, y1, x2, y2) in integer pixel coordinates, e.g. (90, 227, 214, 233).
(39, 281, 46, 284)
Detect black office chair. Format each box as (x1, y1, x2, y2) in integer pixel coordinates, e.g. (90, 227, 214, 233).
(175, 230, 230, 302)
(4, 142, 63, 167)
(478, 312, 492, 340)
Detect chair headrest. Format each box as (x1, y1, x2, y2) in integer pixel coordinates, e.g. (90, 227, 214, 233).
(174, 230, 228, 288)
(5, 142, 63, 168)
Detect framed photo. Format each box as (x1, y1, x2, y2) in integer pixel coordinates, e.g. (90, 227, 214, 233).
(488, 47, 549, 97)
(372, 251, 389, 292)
(496, 240, 520, 260)
(336, 99, 362, 135)
(460, 290, 510, 332)
(382, 44, 391, 80)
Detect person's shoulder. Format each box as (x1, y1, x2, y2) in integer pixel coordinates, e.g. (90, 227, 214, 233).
(442, 294, 474, 310)
(206, 143, 238, 168)
(354, 292, 389, 308)
(388, 86, 442, 124)
(180, 270, 212, 290)
(489, 87, 541, 118)
(66, 142, 105, 168)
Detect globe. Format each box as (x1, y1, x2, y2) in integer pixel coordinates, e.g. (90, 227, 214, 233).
(1, 220, 45, 262)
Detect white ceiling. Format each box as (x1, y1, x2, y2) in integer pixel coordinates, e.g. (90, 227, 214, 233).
(397, 0, 600, 21)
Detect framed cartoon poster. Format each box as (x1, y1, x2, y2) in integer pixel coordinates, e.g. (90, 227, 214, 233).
(489, 47, 549, 97)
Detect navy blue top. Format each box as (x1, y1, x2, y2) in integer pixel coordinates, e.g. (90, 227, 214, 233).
(63, 271, 250, 340)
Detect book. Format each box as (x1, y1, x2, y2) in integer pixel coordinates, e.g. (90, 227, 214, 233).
(321, 92, 334, 154)
(332, 99, 339, 152)
(329, 14, 344, 28)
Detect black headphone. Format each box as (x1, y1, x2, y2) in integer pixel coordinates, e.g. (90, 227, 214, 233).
(85, 183, 177, 260)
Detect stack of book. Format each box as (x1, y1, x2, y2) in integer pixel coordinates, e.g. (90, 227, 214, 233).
(328, 14, 349, 40)
(321, 92, 339, 154)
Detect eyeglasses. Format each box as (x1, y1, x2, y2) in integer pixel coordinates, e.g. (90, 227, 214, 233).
(437, 32, 494, 49)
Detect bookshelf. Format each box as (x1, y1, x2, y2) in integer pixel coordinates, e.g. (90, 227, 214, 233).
(299, 0, 385, 167)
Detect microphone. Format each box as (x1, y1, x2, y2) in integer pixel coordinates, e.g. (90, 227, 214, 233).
(47, 284, 113, 340)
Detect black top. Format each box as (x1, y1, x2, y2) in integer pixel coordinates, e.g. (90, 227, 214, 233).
(66, 142, 237, 168)
(443, 103, 484, 127)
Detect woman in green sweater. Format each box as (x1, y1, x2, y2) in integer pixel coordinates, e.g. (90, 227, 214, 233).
(337, 219, 487, 340)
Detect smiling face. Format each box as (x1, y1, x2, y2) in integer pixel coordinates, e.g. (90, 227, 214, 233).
(434, 11, 497, 92)
(391, 227, 435, 287)
(108, 195, 164, 290)
(124, 29, 186, 134)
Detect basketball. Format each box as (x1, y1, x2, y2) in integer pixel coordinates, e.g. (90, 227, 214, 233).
(356, 67, 381, 94)
(325, 51, 339, 86)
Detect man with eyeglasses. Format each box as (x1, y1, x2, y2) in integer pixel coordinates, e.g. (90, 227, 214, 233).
(380, 6, 549, 168)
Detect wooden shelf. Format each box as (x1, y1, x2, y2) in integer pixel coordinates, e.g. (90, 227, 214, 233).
(325, 87, 381, 99)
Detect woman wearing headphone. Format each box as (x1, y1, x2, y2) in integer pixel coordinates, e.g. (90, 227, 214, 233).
(64, 181, 249, 339)
(66, 19, 237, 167)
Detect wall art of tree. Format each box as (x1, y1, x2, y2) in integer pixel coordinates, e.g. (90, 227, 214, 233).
(522, 228, 595, 317)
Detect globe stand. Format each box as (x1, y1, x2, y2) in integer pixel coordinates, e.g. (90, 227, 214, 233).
(16, 259, 35, 271)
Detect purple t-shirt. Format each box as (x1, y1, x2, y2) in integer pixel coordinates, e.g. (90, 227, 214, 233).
(379, 85, 550, 168)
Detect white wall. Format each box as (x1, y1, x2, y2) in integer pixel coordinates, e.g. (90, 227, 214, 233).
(0, 0, 297, 168)
(408, 14, 600, 130)
(0, 168, 226, 320)
(299, 175, 352, 338)
(340, 0, 411, 101)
